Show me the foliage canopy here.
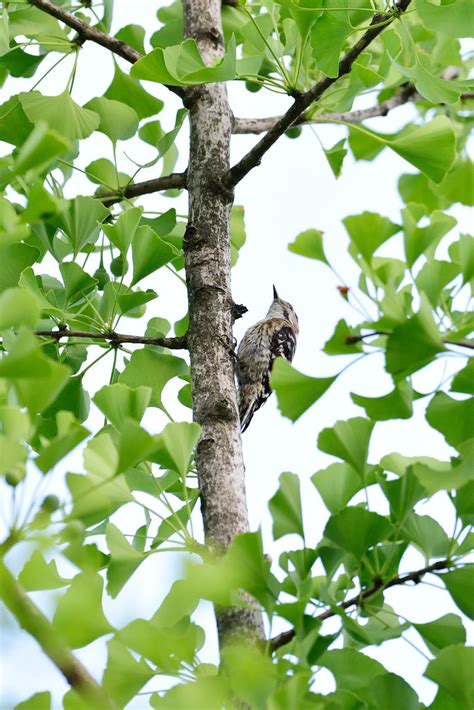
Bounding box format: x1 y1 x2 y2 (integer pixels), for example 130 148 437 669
0 0 473 708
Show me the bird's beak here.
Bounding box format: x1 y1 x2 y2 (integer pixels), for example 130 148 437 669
272 285 279 300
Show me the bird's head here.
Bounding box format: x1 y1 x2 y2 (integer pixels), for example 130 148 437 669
266 285 299 332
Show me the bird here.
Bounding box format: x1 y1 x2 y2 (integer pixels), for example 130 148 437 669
236 286 299 432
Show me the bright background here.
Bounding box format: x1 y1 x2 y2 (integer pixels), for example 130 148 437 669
1 2 472 708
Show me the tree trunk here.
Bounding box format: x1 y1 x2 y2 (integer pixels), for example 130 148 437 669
182 0 264 645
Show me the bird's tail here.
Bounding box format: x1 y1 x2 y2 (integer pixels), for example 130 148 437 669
238 384 261 432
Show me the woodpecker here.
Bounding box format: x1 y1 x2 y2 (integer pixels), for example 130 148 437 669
237 286 299 432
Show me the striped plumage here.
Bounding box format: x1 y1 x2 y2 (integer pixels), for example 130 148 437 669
237 286 299 432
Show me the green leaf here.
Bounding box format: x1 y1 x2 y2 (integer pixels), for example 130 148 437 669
8 7 68 44
119 616 203 671
53 571 113 648
105 60 164 119
415 260 459 307
84 97 138 143
380 468 426 523
85 158 130 190
454 481 474 526
0 287 40 329
43 374 90 423
150 676 227 709
19 91 100 140
370 673 419 710
102 638 153 707
93 383 151 430
115 24 146 55
14 693 51 710
425 645 474 709
12 124 70 178
416 0 474 38
325 508 392 559
318 417 374 477
0 44 45 78
118 349 188 412
0 95 34 147
323 319 363 355
386 296 446 380
448 234 474 285
398 172 440 213
230 205 246 265
0 332 70 414
102 206 142 257
131 36 237 86
269 472 304 540
351 380 415 421
393 52 473 104
116 419 157 473
222 645 277 708
318 647 385 691
59 196 109 256
68 433 133 525
343 212 401 262
150 421 201 477
0 9 8 57
438 567 474 619
35 411 88 474
131 225 179 285
271 358 336 422
414 614 466 654
60 261 98 304
140 109 187 163
106 523 146 598
400 513 450 558
0 243 38 292
152 499 197 548
349 118 456 183
426 392 474 450
0 197 30 246
402 206 457 268
311 463 362 514
288 228 328 263
323 138 347 178
311 8 351 78
440 161 474 207
412 457 474 495
18 549 70 591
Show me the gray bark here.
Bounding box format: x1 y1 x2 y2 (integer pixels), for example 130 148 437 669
182 0 264 644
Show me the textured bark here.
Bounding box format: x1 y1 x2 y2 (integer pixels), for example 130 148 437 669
98 172 187 207
183 0 264 645
233 84 418 134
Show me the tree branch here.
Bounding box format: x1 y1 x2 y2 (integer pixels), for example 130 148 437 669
35 329 188 349
232 85 474 135
97 172 187 207
29 0 184 98
270 558 455 652
0 560 117 709
345 332 474 350
233 84 418 135
225 0 412 187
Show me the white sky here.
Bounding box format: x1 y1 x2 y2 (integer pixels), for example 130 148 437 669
1 2 472 708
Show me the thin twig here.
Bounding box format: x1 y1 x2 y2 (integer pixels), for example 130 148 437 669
225 0 412 187
97 172 187 206
345 332 474 350
29 0 184 98
270 558 455 652
233 84 418 134
0 560 117 709
34 328 188 350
